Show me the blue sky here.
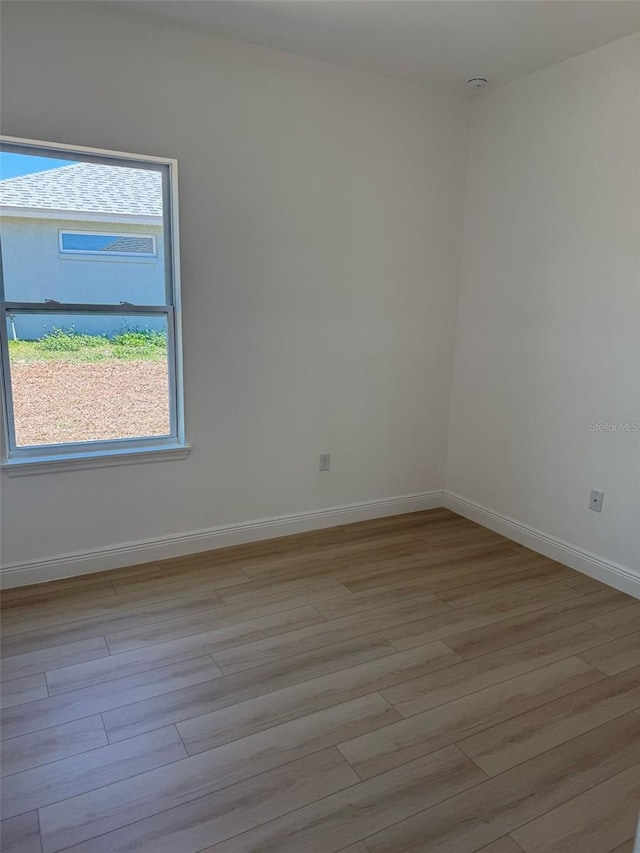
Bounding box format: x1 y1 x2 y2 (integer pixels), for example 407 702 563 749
0 153 73 180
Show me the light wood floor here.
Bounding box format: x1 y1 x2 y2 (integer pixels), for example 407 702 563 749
1 509 639 853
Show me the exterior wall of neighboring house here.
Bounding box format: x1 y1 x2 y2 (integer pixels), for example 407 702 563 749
1 216 165 338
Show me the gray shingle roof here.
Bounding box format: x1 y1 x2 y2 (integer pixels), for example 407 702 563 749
101 235 156 254
0 163 163 217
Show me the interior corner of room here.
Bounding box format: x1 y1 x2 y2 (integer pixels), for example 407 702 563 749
0 1 638 597
1 4 640 853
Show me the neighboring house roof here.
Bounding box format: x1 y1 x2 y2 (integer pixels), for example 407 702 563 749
0 163 162 218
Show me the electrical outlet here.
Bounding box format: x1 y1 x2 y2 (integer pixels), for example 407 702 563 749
589 489 604 512
319 453 330 472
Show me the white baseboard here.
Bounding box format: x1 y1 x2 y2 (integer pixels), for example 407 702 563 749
0 490 444 588
443 491 640 599
4 487 637 598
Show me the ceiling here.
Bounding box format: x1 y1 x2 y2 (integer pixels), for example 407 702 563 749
120 1 640 92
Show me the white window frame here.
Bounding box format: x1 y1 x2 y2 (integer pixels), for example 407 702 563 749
59 230 158 259
0 136 189 475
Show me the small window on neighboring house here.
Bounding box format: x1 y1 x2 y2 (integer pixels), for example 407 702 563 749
60 231 157 257
0 136 187 472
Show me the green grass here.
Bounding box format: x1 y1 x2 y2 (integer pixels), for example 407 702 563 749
8 328 168 363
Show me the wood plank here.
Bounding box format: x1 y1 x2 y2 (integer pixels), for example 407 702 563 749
169 642 459 752
414 523 509 544
0 636 109 682
233 536 420 586
560 574 616 595
1 725 186 820
315 510 455 544
218 575 350 605
314 578 455 620
212 595 450 674
478 835 522 853
3 565 324 640
157 531 323 571
0 714 107 777
436 568 570 609
412 519 506 539
0 674 48 708
99 633 397 743
511 761 640 853
111 564 251 596
458 665 640 776
381 622 612 717
104 602 325 654
180 689 399 757
579 631 640 675
200 745 486 853
40 694 398 847
215 578 353 608
363 713 640 853
40 748 359 853
338 657 604 779
339 563 566 619
353 531 513 562
442 589 632 659
590 603 640 637
46 628 391 700
259 537 512 591
0 591 227 652
1 559 188 602
0 811 41 853
46 605 325 694
341 545 527 594
0 569 121 604
1 582 226 637
241 534 420 579
608 840 637 853
2 726 187 817
381 582 586 651
46 633 230 695
243 548 424 588
0 654 221 740
344 542 557 584
0 587 226 647
1 580 117 612
477 840 525 853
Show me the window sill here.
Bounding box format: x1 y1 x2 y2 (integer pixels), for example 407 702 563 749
2 443 191 477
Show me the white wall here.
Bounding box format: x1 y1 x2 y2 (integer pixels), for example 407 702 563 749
446 34 640 575
3 5 637 586
0 2 468 569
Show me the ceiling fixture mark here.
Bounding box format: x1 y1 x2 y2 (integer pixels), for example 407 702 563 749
467 77 489 90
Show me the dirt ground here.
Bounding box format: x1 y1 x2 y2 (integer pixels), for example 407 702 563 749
11 360 171 446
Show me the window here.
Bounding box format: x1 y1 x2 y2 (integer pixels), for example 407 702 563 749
60 231 157 257
0 136 186 472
